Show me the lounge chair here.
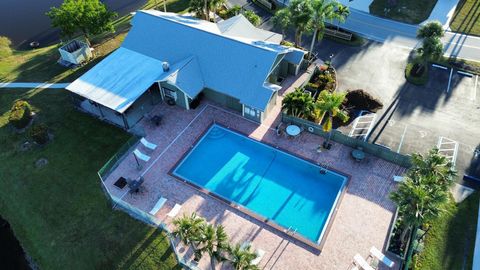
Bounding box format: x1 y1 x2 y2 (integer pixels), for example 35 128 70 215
252 249 266 265
140 137 157 151
368 247 394 268
353 254 375 270
393 175 404 182
167 203 182 218
149 197 167 215
133 149 150 169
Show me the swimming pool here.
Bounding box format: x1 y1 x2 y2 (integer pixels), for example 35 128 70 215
173 124 348 246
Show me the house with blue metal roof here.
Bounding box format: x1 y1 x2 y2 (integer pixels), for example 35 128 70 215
66 11 307 129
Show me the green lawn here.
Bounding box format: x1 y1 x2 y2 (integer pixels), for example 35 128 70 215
0 0 194 268
369 0 438 24
450 0 480 36
414 192 479 270
0 0 189 83
0 88 181 269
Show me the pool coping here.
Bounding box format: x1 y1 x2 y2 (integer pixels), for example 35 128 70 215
167 121 351 252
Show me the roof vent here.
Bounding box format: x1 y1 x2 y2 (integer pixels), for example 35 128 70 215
162 62 170 72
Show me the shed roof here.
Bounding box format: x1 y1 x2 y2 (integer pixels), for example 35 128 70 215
66 47 166 113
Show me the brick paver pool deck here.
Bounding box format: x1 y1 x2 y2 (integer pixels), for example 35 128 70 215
103 74 405 269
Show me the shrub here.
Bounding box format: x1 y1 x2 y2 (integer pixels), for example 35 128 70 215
8 100 32 129
0 36 12 59
29 124 49 145
243 10 261 26
226 5 241 17
280 40 295 47
405 59 429 86
344 89 383 112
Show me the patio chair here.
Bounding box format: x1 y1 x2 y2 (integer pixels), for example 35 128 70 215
128 177 144 194
368 247 395 268
140 137 157 151
149 197 167 215
167 203 182 218
393 176 405 183
353 254 375 270
145 113 162 126
133 149 150 169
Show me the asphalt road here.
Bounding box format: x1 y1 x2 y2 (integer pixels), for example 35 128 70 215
341 9 480 62
229 0 480 62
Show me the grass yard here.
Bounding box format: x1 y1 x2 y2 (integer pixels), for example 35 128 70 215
414 192 479 270
450 0 480 36
0 88 181 269
369 0 438 24
0 0 189 83
0 0 194 268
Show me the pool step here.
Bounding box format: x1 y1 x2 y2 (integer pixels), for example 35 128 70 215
208 127 226 139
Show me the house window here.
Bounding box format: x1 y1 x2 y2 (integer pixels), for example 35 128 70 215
162 87 177 101
244 106 259 118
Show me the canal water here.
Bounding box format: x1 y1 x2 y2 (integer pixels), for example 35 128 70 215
0 0 147 48
0 215 31 270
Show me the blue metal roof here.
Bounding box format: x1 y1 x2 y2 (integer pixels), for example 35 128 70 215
122 11 293 110
66 47 166 113
68 11 306 112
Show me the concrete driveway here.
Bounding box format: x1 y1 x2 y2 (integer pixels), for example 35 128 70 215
316 38 480 185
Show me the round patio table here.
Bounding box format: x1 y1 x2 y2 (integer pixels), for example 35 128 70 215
351 149 365 161
286 125 301 136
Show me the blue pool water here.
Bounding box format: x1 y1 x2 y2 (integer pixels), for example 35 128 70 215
173 125 347 244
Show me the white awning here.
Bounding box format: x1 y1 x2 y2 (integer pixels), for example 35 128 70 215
66 47 166 113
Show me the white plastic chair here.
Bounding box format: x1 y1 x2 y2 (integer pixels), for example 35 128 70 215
354 254 375 270
133 149 150 169
369 246 395 268
140 137 157 150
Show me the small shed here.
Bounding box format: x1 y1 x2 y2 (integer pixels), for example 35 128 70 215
58 40 92 65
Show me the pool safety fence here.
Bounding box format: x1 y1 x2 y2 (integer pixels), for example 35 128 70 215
98 135 141 181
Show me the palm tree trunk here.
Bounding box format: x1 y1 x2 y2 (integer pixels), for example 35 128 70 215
309 27 318 57
295 29 302 47
204 0 209 21
403 225 418 270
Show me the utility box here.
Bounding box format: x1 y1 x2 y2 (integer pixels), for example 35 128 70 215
58 40 92 66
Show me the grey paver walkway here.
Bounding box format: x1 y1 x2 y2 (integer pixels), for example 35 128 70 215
0 82 69 89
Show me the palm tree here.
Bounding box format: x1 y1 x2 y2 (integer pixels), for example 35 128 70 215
288 0 313 47
389 148 455 270
417 21 444 40
308 0 339 56
189 0 206 19
172 213 205 259
314 90 348 148
417 37 444 68
208 0 226 21
282 88 315 118
228 243 259 270
408 148 456 190
334 4 350 31
196 224 230 270
272 8 291 39
416 21 445 70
